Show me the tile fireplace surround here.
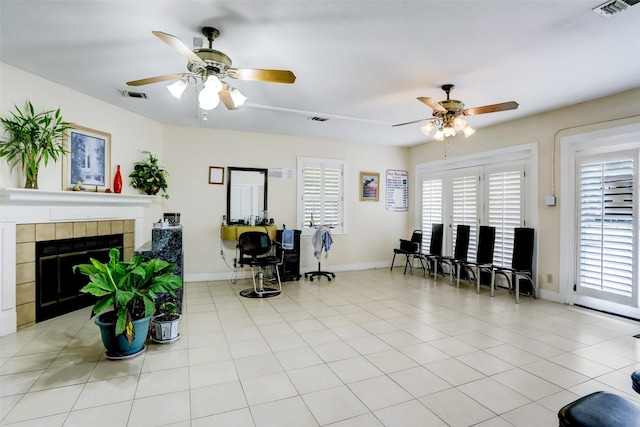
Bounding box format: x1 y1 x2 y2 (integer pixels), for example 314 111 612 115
0 188 152 336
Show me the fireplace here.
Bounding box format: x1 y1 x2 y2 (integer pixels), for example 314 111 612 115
36 234 123 322
0 188 152 336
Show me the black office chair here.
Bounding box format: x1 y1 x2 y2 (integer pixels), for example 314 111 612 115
420 223 444 280
457 225 496 293
492 227 535 303
237 231 282 298
390 229 425 274
437 225 471 287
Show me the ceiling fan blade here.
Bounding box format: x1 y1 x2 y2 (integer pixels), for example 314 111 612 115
417 97 447 114
126 74 183 86
392 118 430 127
227 68 296 84
463 101 519 116
152 31 205 65
218 85 235 110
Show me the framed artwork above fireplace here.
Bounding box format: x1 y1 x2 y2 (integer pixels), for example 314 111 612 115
62 124 111 191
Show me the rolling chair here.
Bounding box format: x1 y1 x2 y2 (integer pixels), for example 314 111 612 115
390 229 425 274
492 227 535 303
237 231 282 298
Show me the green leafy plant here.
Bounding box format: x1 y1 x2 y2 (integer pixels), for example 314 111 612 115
128 150 169 199
155 301 180 321
0 100 70 189
74 248 182 344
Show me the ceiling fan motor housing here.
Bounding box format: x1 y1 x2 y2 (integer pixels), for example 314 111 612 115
188 49 232 76
436 99 465 116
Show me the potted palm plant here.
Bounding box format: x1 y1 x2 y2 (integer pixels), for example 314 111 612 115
129 150 169 199
74 248 182 359
0 100 70 189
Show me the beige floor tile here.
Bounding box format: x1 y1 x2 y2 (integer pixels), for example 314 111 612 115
63 401 132 427
2 384 84 424
419 387 495 427
189 381 247 419
250 396 318 427
348 375 413 411
129 390 190 426
374 399 448 427
302 385 369 426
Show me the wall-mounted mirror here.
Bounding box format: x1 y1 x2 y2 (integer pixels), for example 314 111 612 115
227 167 268 224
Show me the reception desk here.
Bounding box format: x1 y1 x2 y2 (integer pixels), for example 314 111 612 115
221 224 277 241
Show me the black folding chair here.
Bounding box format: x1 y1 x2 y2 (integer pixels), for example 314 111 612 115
420 223 444 280
390 229 425 274
492 227 535 303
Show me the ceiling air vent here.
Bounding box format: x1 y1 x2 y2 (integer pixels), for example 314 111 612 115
592 0 639 16
308 116 328 122
119 90 148 99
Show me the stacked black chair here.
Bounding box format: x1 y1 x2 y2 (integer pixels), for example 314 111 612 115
237 231 282 298
492 227 535 303
390 229 425 275
456 225 496 293
436 224 471 286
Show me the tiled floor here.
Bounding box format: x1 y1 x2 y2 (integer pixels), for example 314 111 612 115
3 268 640 426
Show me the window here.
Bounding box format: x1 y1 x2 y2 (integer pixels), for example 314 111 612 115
421 177 443 250
297 157 346 235
451 169 480 260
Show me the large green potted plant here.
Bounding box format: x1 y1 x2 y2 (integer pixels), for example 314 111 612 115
0 101 70 189
129 150 169 199
74 248 182 359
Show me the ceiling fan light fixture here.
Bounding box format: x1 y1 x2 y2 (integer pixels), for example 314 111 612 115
198 75 223 110
463 125 476 137
421 122 435 135
444 125 456 137
433 128 445 141
230 87 247 108
167 79 187 99
453 116 466 131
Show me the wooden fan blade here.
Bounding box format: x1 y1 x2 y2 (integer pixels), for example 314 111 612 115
392 118 430 127
126 74 183 86
417 97 447 114
152 31 205 65
463 101 519 116
218 85 235 110
227 68 296 84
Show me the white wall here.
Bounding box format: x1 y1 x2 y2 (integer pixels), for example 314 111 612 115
161 125 410 280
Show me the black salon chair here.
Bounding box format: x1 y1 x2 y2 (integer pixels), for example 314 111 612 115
390 229 425 274
237 231 282 298
492 227 535 303
457 225 496 293
437 224 471 287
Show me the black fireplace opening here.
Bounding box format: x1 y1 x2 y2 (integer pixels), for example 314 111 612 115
36 234 123 322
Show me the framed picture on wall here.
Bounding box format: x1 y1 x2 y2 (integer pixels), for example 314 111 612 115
62 125 111 191
360 171 380 201
209 166 224 184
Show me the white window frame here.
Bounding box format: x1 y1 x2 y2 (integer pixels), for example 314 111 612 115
297 157 347 236
560 121 640 317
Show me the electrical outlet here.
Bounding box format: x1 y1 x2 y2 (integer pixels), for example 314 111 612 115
546 274 553 284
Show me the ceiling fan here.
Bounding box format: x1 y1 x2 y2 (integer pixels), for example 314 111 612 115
393 84 518 140
126 27 296 110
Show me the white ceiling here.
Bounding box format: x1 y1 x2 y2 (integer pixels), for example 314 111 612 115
1 1 639 148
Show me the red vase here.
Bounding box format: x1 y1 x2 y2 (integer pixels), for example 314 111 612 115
114 165 122 194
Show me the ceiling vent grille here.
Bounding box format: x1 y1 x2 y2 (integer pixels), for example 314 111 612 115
119 90 148 99
592 0 639 16
308 116 328 122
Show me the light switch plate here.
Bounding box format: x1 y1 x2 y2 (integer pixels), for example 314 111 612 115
544 195 556 206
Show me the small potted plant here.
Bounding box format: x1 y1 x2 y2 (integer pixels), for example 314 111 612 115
0 100 70 189
74 248 182 359
150 301 182 343
128 150 169 199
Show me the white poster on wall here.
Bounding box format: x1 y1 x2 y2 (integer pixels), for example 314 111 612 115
385 169 408 212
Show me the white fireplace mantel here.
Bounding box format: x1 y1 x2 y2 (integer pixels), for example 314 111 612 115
0 188 154 336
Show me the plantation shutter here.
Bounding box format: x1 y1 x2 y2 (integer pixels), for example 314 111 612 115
421 178 443 252
488 168 523 267
300 159 345 234
579 157 634 299
451 172 479 261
